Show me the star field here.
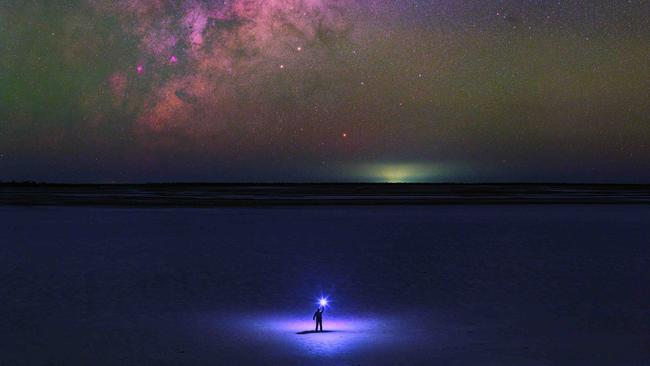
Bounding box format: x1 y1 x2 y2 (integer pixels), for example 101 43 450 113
0 1 648 182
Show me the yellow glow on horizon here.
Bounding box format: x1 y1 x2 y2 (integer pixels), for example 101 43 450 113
357 163 448 183
380 165 420 183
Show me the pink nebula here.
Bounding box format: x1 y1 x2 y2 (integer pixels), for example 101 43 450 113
94 0 363 141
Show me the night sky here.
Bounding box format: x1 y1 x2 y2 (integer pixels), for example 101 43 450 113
1 1 648 182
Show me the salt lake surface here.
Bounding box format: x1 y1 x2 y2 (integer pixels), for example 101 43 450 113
1 205 648 365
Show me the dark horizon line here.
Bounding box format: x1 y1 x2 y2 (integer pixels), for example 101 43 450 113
2 181 650 187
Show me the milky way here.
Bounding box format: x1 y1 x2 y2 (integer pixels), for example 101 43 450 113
1 1 649 181
94 0 363 133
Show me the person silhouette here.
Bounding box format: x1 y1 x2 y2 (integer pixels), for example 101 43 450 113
313 306 324 332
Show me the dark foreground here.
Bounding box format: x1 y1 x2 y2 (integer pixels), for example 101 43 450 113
2 183 650 206
1 205 649 365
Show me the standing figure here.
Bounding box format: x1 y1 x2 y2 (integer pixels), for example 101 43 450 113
313 306 324 332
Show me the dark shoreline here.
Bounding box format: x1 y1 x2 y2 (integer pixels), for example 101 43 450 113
1 183 649 206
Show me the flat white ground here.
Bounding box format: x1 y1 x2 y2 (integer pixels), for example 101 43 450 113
1 205 649 365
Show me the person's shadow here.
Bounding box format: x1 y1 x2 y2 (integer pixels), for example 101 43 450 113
296 330 336 335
